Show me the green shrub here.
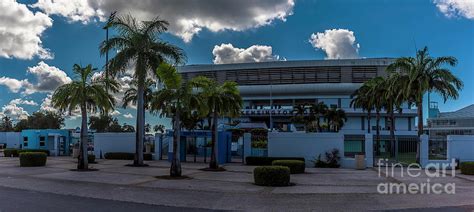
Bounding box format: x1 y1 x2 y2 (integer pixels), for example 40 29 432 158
313 149 341 168
253 166 290 186
246 156 305 165
460 162 474 175
104 152 153 161
4 148 19 157
19 152 47 167
251 140 268 148
272 160 305 174
88 154 96 163
18 149 50 156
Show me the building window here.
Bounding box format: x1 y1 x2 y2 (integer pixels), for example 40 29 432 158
23 137 28 147
39 136 46 147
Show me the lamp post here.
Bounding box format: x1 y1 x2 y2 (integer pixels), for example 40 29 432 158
103 11 117 82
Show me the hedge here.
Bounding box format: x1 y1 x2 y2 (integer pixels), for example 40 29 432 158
19 152 47 167
253 166 290 186
4 149 19 157
460 162 474 175
246 156 305 165
272 160 305 174
104 152 153 161
19 149 50 156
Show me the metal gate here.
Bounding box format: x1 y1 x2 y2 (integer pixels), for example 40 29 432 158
374 136 419 166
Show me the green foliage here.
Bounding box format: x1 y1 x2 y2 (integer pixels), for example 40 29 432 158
19 152 47 167
0 117 14 132
313 149 341 168
4 148 19 157
18 149 50 156
272 160 305 174
253 166 291 186
460 162 474 175
9 111 64 132
251 140 268 148
246 156 305 166
104 152 152 160
121 124 135 132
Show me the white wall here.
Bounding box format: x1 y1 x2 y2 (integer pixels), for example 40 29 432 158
0 132 21 149
395 117 409 131
344 117 361 130
448 135 474 162
268 132 344 167
94 133 136 157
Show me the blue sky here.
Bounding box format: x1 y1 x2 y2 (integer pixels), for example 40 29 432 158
0 0 473 129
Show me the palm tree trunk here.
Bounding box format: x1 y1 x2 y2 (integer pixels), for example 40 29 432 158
367 110 371 134
134 82 145 166
78 105 88 170
170 111 182 177
416 100 423 163
389 109 396 158
316 116 321 132
209 111 219 169
376 110 381 156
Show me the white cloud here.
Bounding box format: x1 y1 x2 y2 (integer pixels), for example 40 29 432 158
123 113 133 119
0 77 31 93
39 94 57 112
434 0 474 19
31 0 104 24
110 110 121 116
212 43 283 64
0 62 72 95
9 98 38 106
32 0 295 42
25 61 72 94
0 0 53 60
309 29 360 59
0 102 29 120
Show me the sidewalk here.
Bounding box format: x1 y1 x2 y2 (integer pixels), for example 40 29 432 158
0 157 473 211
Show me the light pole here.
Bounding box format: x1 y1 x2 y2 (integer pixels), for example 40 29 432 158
103 11 117 82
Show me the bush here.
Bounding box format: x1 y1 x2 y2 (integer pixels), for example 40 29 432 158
19 152 47 167
254 166 290 186
104 152 153 161
88 154 96 163
272 160 305 174
246 156 305 165
4 148 19 157
460 162 474 175
18 149 50 156
251 140 268 148
313 149 341 168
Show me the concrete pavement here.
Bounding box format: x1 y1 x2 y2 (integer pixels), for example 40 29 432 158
0 157 473 211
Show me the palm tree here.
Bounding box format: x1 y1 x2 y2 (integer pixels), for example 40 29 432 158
384 73 406 157
52 64 116 170
308 102 328 132
325 106 347 132
194 77 242 169
351 83 375 134
387 47 462 136
150 63 202 177
100 14 186 166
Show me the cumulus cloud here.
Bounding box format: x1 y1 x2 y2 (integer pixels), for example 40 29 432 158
25 61 72 94
123 113 133 119
0 0 53 60
0 102 29 120
110 110 121 116
39 94 57 112
9 98 38 106
212 43 283 64
31 0 104 24
0 62 71 95
309 29 360 59
434 0 474 19
32 0 295 42
0 77 31 93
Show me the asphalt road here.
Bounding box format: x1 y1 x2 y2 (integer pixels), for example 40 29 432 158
0 186 217 212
